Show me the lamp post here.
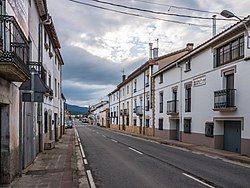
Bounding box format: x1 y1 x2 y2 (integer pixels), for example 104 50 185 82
221 10 250 49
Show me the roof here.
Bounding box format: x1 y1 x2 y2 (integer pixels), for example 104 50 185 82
153 15 250 77
35 0 48 17
44 15 61 49
55 49 64 65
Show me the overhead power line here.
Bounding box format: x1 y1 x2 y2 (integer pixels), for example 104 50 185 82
132 0 221 15
87 0 237 21
68 0 212 28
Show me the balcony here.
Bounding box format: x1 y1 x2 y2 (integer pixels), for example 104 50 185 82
120 109 124 116
28 61 46 84
213 89 236 111
135 106 143 116
0 15 29 82
124 109 129 116
167 100 179 115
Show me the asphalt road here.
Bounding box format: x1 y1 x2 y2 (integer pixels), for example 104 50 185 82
75 121 250 188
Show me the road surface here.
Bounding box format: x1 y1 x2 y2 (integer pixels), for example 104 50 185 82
75 121 250 188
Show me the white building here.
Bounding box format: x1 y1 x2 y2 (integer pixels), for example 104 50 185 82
0 0 64 184
90 101 109 127
153 16 250 156
108 44 192 136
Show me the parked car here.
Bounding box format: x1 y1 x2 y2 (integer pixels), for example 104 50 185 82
65 120 73 129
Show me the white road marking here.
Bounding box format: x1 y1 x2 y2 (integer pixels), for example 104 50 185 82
86 170 96 188
182 173 214 188
102 135 106 138
79 142 86 158
96 132 100 134
128 147 143 155
111 139 118 143
84 159 88 165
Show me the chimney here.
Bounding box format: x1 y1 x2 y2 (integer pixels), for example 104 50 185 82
186 43 194 51
212 15 217 36
149 43 153 59
153 48 158 59
122 74 126 82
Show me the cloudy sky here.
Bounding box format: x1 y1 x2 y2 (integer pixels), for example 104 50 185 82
47 0 249 107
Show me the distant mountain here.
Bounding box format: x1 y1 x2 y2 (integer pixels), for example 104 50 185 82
65 103 88 115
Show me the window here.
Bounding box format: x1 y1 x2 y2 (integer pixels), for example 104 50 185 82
159 92 163 113
123 88 125 96
184 118 191 133
55 78 57 97
145 74 149 87
134 99 137 108
48 75 51 89
127 85 129 94
145 96 150 111
215 36 244 67
58 83 60 98
134 79 137 92
185 60 191 72
159 74 163 84
185 86 191 112
146 119 150 128
158 119 163 130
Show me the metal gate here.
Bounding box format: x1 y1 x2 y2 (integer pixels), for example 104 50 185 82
224 121 241 153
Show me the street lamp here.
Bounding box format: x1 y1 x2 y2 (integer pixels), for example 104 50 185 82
221 10 250 49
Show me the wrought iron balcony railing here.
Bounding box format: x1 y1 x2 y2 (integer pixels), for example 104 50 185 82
214 89 236 111
167 100 179 115
135 106 143 116
0 15 29 82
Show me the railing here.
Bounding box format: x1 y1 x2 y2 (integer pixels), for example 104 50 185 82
28 61 46 84
214 89 236 109
136 106 143 116
124 109 129 116
0 15 29 74
167 100 179 115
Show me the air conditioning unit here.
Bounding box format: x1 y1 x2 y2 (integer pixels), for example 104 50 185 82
205 122 214 137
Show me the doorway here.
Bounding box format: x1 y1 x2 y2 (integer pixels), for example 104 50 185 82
224 121 241 153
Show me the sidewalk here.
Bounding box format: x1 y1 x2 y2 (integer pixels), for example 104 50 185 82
8 129 82 188
107 127 250 165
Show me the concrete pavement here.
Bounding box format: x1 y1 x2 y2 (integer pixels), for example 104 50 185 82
6 129 89 188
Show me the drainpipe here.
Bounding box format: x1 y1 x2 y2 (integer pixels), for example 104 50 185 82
143 70 146 135
176 63 183 141
19 91 23 177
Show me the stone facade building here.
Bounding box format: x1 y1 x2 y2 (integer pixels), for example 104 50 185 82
0 0 65 184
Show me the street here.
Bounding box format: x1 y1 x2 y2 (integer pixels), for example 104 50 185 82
75 122 250 188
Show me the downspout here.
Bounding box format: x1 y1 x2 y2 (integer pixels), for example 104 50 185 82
19 91 23 176
176 63 183 141
118 91 120 130
143 70 146 135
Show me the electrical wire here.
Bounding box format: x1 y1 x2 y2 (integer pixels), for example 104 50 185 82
86 0 237 21
68 0 212 28
132 0 221 15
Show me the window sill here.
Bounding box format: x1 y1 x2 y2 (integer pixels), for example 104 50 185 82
184 69 191 73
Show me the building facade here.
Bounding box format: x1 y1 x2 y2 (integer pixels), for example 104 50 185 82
108 44 192 136
0 0 65 184
153 17 250 156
